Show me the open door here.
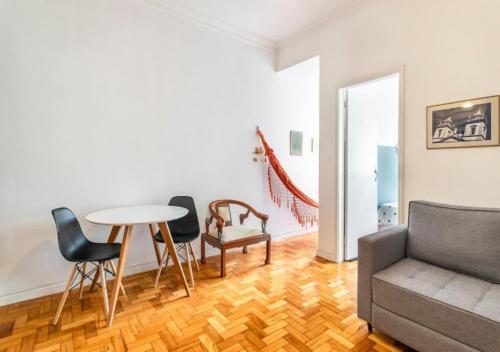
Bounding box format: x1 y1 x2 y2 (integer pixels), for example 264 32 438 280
343 74 400 261
344 86 379 260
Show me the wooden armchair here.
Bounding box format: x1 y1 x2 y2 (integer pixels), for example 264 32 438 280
201 199 271 277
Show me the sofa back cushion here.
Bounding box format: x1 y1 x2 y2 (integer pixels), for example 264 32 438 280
408 201 500 283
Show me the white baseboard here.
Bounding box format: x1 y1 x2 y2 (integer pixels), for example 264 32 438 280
0 228 314 306
316 249 340 263
273 227 317 241
0 260 161 307
0 282 66 307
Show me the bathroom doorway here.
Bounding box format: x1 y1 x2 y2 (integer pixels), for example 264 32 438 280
339 73 402 261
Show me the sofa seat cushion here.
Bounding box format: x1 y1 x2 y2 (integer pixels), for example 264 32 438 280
208 225 262 243
373 258 500 352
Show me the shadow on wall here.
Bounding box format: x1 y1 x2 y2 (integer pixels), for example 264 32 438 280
2 221 65 297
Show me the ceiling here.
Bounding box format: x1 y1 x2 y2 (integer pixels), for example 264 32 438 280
146 0 365 49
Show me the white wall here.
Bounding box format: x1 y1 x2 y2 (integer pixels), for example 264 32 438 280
270 57 320 202
0 0 319 303
277 0 500 262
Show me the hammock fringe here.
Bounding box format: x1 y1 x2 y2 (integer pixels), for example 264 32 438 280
257 128 319 227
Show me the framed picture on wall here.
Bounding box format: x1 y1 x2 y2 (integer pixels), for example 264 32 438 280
427 95 500 149
290 130 303 156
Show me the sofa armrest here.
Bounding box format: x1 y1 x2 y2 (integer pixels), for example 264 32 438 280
357 225 407 323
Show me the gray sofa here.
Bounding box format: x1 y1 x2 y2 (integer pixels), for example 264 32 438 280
358 201 500 352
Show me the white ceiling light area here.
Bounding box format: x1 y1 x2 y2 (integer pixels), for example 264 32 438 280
145 0 366 49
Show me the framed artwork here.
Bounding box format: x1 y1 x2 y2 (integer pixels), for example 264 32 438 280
290 130 303 156
427 95 500 149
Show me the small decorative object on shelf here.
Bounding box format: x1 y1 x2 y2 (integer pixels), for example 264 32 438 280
252 146 266 162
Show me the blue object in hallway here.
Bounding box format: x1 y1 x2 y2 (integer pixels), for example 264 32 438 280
377 145 398 205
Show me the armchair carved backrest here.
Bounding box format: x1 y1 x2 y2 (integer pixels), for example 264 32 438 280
205 200 269 241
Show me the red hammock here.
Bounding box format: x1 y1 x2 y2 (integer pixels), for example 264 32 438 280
257 128 319 227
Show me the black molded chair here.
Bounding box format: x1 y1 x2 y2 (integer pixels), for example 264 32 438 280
153 196 200 287
51 207 124 324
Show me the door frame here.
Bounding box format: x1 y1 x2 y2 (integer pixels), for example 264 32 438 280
336 68 405 262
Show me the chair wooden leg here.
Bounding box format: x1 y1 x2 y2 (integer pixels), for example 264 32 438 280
99 263 109 316
148 224 162 266
158 222 190 297
220 248 226 278
108 261 126 295
53 264 78 325
107 225 133 327
242 246 248 254
265 240 271 265
90 226 121 292
201 236 206 264
185 243 194 287
188 242 200 271
154 246 169 288
78 262 87 299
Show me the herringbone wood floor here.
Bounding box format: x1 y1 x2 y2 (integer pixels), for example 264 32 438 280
0 234 413 352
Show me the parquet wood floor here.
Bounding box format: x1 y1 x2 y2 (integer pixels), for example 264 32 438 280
0 233 413 352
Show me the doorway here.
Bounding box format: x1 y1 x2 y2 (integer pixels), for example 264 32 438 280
339 73 402 261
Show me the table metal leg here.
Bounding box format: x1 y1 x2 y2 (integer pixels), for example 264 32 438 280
158 222 191 297
107 225 132 327
89 225 122 292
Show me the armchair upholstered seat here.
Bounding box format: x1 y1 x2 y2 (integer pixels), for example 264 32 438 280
208 225 262 243
201 199 271 277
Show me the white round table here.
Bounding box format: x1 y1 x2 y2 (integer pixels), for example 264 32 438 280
86 205 188 226
86 205 190 326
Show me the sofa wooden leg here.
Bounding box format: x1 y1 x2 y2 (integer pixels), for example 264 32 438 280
242 246 248 254
367 323 373 332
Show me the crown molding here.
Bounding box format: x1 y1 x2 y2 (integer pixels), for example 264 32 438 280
144 0 372 54
277 0 371 48
144 0 276 52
